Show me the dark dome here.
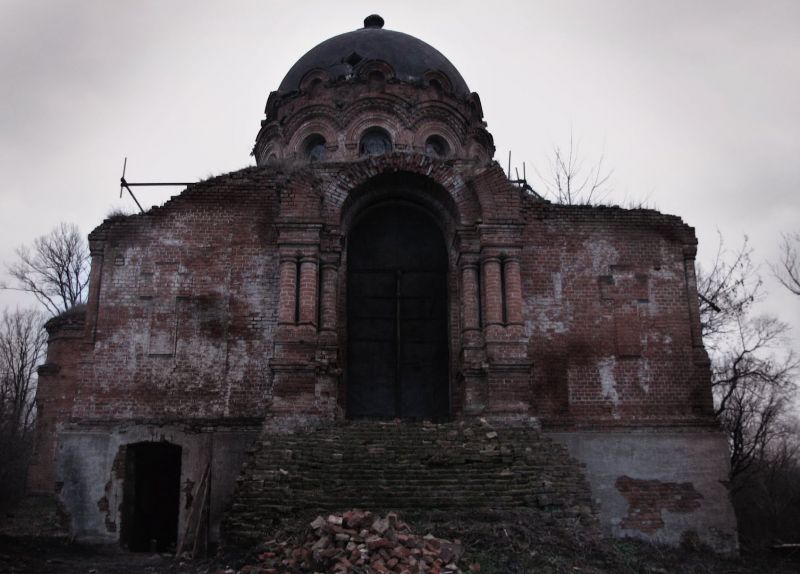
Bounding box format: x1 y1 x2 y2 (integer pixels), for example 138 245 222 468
278 15 470 97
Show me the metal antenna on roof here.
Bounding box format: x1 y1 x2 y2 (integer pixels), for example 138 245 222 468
506 154 544 200
119 157 194 214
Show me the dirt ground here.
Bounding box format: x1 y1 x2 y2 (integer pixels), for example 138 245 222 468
1 529 799 574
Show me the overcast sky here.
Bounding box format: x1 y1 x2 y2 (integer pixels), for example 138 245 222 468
1 1 798 365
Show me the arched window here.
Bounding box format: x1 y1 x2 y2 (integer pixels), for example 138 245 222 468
359 128 392 156
307 78 323 98
303 134 327 162
429 79 443 97
368 70 385 91
425 135 450 158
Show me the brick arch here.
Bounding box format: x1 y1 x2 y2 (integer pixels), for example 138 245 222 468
254 123 285 165
410 101 470 140
343 112 407 152
323 154 483 226
355 59 396 82
282 106 343 144
341 95 415 133
286 118 340 160
411 121 465 157
298 68 330 92
340 93 415 125
423 70 454 95
339 173 460 241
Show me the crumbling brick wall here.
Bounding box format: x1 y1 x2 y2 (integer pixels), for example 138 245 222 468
521 199 713 427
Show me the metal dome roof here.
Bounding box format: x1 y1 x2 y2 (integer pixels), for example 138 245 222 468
278 15 470 97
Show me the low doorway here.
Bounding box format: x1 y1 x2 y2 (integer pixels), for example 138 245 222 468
120 442 182 552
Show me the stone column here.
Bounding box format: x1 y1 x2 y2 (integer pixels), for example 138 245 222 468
298 256 319 326
683 246 705 352
503 256 523 326
683 244 714 417
85 241 105 341
461 262 481 332
319 261 339 333
482 256 503 327
278 255 298 324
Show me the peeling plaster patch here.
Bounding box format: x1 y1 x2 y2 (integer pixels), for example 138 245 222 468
533 307 570 335
553 272 563 301
638 359 651 394
524 292 571 337
160 238 185 247
598 357 620 418
615 475 703 535
97 479 117 533
585 239 619 275
183 477 195 510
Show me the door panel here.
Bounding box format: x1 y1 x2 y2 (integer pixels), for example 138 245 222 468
347 203 449 419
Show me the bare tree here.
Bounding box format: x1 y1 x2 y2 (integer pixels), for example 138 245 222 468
697 235 798 486
534 130 613 205
731 418 800 547
1 222 90 316
712 315 797 484
0 308 46 508
697 233 761 352
772 231 800 296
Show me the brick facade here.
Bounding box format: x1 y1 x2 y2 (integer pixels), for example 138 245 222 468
28 15 737 553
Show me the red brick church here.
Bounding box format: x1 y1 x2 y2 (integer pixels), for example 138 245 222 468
28 15 737 553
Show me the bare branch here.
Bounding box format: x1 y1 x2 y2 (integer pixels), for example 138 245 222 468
697 233 762 351
1 223 90 316
772 231 800 296
698 233 799 485
534 129 614 205
0 308 46 438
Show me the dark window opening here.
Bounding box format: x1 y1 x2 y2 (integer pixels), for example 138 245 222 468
368 70 385 90
307 78 323 97
345 52 363 67
303 134 326 162
120 442 182 553
360 128 392 156
425 135 450 158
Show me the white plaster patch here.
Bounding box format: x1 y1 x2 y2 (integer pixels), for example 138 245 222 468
598 356 621 419
160 238 184 247
638 358 651 394
553 272 563 301
523 290 571 337
585 239 619 275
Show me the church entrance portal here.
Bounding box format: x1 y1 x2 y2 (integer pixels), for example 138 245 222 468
346 202 449 419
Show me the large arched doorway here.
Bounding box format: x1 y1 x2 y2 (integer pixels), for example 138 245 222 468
346 201 449 419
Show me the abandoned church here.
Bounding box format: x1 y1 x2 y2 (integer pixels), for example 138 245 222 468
27 15 738 554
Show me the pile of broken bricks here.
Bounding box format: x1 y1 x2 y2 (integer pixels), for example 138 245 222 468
240 510 477 574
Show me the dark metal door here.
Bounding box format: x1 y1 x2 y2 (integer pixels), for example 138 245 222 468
347 202 449 419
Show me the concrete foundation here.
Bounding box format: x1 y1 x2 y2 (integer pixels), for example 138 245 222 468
55 424 258 546
550 429 738 554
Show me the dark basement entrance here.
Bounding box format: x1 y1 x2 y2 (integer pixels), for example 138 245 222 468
120 442 182 552
346 201 449 419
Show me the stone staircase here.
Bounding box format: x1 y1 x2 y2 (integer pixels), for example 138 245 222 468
222 420 596 544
